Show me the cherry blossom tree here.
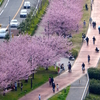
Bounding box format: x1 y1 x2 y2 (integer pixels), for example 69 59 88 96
0 35 72 88
42 0 83 36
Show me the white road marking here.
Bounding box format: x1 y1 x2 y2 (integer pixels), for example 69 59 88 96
0 0 9 15
0 9 4 15
4 0 9 8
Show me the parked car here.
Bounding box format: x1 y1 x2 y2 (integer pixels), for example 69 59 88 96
20 9 27 17
0 28 8 38
10 19 19 27
24 1 31 9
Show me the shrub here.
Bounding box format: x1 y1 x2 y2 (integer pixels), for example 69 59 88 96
71 49 78 59
88 68 100 80
4 34 10 41
89 79 100 95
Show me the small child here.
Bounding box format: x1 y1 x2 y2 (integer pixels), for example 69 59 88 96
56 84 59 91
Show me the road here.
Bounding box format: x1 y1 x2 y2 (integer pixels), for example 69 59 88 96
0 0 38 28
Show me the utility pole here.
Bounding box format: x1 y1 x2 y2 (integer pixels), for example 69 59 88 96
9 16 11 39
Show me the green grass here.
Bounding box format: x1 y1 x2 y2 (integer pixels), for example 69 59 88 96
85 94 100 100
48 86 70 100
71 0 91 52
0 67 58 100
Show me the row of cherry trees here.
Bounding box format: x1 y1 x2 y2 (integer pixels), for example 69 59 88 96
0 35 72 88
42 0 84 36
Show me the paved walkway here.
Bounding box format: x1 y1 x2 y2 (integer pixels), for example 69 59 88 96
19 0 100 100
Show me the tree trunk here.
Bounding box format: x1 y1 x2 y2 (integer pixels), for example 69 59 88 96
33 73 34 79
46 67 48 70
31 78 32 88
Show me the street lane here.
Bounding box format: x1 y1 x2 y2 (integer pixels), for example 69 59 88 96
0 0 38 28
0 0 23 27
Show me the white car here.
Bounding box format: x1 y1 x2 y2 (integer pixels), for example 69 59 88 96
0 28 8 38
20 9 27 17
24 1 31 9
10 19 19 27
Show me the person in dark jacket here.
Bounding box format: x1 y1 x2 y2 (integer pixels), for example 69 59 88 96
82 63 85 73
86 37 89 46
93 36 96 44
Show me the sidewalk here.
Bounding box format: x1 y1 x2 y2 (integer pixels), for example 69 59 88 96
19 0 100 100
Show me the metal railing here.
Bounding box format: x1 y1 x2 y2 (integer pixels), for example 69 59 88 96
33 0 41 16
81 72 89 100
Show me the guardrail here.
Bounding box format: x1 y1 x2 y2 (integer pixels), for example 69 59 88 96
33 0 41 16
81 71 89 100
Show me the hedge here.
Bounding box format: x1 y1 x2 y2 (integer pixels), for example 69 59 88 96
88 68 100 80
89 79 100 95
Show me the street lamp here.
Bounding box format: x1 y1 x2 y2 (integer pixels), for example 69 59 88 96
9 16 11 39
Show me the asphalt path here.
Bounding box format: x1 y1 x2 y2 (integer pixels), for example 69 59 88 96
0 0 38 28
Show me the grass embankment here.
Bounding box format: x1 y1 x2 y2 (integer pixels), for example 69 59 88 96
0 67 58 100
48 86 70 100
71 0 91 53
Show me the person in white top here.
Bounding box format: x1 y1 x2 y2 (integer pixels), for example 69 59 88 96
38 94 41 100
56 84 59 91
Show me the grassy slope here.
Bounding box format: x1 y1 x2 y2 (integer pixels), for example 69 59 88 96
0 67 58 100
71 0 91 52
48 86 70 100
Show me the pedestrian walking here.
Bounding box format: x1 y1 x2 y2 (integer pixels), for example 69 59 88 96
49 77 51 85
82 63 85 73
56 84 59 91
21 82 23 91
86 37 89 46
15 82 17 91
85 4 88 10
95 47 99 53
83 20 86 27
38 94 41 100
52 82 55 93
92 21 96 29
89 17 92 24
88 55 90 64
60 63 65 70
68 61 72 72
51 77 54 86
98 26 100 34
93 36 96 44
82 33 86 42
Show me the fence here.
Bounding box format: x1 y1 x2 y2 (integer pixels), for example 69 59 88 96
81 71 89 100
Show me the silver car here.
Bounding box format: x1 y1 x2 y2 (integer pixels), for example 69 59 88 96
20 9 27 17
24 1 31 9
0 28 8 38
10 19 19 27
